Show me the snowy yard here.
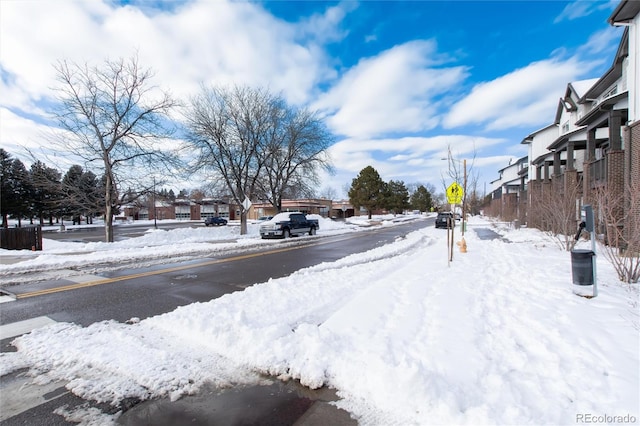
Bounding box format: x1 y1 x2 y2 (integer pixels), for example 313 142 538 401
1 215 638 425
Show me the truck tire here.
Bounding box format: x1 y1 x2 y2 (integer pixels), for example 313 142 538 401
309 226 316 235
283 228 291 238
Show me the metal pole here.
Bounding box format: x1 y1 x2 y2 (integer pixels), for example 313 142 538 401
462 159 467 236
591 229 598 297
153 177 157 229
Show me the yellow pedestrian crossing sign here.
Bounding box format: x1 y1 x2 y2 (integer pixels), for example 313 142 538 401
446 182 464 204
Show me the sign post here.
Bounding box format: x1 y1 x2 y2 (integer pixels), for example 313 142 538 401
446 182 466 255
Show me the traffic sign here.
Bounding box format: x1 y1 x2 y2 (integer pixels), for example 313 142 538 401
446 182 464 204
242 197 252 211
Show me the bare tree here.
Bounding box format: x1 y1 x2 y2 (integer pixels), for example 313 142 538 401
184 85 333 233
592 179 640 283
536 178 581 251
466 173 483 216
184 85 274 234
50 55 179 242
319 186 338 200
441 145 475 234
257 107 333 212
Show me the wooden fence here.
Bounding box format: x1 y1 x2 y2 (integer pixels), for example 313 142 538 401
0 225 43 250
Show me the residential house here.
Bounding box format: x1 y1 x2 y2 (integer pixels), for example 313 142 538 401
488 156 528 223
609 0 640 238
248 199 333 220
526 78 598 230
495 0 639 246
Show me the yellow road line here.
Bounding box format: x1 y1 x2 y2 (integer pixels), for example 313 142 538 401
16 237 346 299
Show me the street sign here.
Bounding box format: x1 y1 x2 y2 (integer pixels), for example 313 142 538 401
242 197 252 211
446 182 464 204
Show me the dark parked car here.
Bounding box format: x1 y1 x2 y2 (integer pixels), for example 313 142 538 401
204 216 228 226
435 212 453 229
259 212 319 239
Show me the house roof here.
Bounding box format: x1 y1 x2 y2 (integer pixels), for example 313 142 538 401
571 79 600 97
580 28 628 101
547 127 587 151
517 164 529 177
575 92 627 126
554 79 599 124
609 0 640 24
531 150 554 166
496 156 527 173
520 123 557 144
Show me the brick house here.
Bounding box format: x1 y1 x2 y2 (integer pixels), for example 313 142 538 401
498 0 639 243
248 199 333 219
488 156 528 223
610 0 640 243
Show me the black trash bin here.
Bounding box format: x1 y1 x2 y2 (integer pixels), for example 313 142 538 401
571 249 594 285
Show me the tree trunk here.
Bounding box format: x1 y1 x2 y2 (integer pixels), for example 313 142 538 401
240 210 247 235
104 171 115 242
105 204 114 242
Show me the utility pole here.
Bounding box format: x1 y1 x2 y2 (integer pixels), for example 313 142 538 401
462 158 467 236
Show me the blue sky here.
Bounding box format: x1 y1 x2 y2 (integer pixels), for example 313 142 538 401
0 0 624 198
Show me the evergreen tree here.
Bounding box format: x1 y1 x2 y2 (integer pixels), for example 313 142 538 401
0 151 31 227
384 180 410 215
348 166 385 219
0 149 15 227
79 170 100 224
62 165 103 224
29 160 62 225
410 185 433 212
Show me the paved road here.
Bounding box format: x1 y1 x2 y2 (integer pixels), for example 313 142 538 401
1 218 433 425
41 220 202 243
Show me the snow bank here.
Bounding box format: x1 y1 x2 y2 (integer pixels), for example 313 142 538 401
1 216 638 425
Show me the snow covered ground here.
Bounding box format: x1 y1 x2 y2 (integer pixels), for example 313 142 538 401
0 215 369 277
1 215 638 425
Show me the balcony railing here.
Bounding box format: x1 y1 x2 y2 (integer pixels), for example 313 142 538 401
589 158 607 187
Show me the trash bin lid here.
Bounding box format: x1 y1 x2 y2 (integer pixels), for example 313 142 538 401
571 249 594 257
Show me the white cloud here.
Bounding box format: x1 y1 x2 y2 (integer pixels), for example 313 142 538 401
319 134 506 196
554 1 595 23
442 57 597 131
0 108 53 152
0 0 340 116
579 27 623 56
296 1 356 44
315 40 469 138
0 0 620 199
553 0 616 23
